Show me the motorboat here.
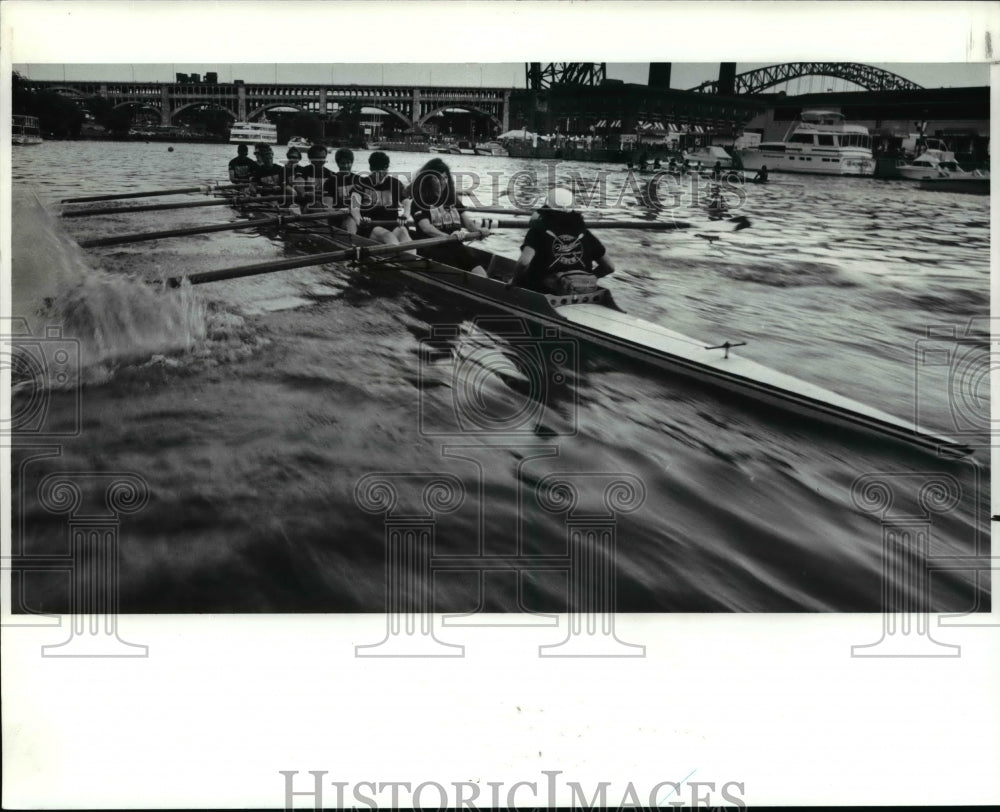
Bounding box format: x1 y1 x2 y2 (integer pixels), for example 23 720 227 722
230 121 279 145
286 136 312 150
474 141 509 157
735 110 875 176
12 114 43 146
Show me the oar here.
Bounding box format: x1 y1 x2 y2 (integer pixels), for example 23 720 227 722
365 217 692 232
60 195 287 218
165 231 486 287
59 184 237 204
78 210 348 248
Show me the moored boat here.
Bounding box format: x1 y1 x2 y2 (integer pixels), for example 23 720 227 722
230 120 279 145
735 110 875 176
286 136 312 150
918 175 990 195
12 114 43 146
474 141 509 157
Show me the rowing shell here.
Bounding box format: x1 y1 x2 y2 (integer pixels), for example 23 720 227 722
242 208 966 454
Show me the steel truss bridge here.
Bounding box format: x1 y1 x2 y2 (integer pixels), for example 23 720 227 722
25 79 512 131
690 62 923 94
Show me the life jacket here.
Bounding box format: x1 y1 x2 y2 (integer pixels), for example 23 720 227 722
425 204 463 231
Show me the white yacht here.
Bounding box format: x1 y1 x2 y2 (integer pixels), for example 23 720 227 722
12 114 43 146
230 120 279 145
736 110 875 176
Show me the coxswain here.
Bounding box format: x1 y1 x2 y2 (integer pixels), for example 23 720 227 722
508 186 614 294
753 164 769 183
408 158 490 276
326 148 360 233
228 144 258 186
298 143 334 211
350 151 410 246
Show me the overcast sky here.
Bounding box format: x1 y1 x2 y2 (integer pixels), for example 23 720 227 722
12 62 991 91
4 2 995 92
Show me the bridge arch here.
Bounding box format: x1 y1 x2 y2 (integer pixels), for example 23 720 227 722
247 103 309 120
331 103 413 131
691 62 923 95
171 102 237 123
417 104 502 132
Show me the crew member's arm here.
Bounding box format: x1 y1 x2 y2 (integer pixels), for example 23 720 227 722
350 188 364 224
510 246 536 286
459 209 489 239
594 255 615 278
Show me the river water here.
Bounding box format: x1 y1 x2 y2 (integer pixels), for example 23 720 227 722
7 140 991 613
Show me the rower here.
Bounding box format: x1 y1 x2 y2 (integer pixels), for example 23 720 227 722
282 146 304 200
248 144 286 202
296 143 334 211
327 148 360 233
228 144 258 186
351 151 410 246
409 157 490 276
508 186 614 294
753 164 769 183
711 160 723 180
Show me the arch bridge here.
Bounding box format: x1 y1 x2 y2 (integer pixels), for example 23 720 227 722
25 79 512 132
691 62 923 95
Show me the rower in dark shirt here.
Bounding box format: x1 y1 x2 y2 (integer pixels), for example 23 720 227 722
408 158 490 276
297 143 334 211
325 148 360 233
228 144 258 185
350 151 410 245
249 144 289 203
509 187 614 293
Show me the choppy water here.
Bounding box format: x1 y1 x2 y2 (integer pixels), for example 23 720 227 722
8 141 991 613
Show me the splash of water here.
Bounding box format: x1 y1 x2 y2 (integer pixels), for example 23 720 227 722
10 190 208 386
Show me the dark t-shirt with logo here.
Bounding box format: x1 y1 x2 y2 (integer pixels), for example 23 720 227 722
228 155 258 182
520 208 606 291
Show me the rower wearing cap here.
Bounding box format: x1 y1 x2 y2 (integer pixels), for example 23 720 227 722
509 186 614 294
298 143 334 210
228 144 258 185
350 151 410 246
